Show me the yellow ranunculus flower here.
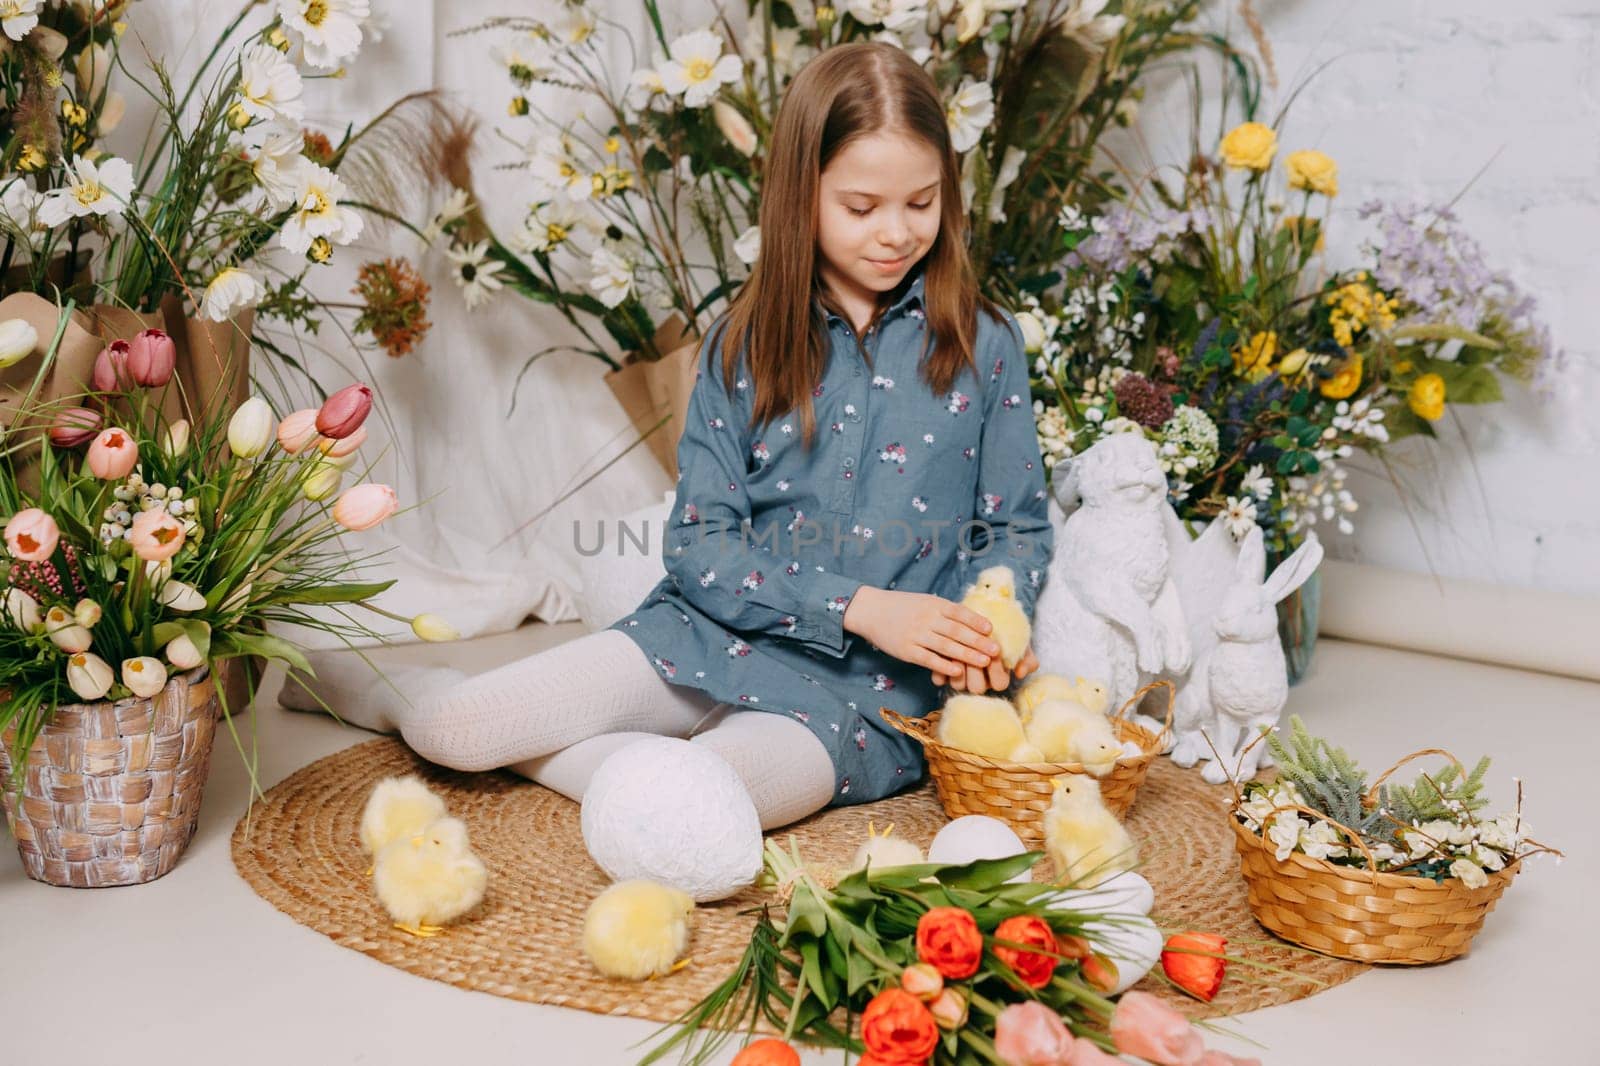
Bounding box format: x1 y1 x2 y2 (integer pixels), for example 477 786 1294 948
1286 149 1339 197
1408 373 1446 421
1220 121 1278 170
1320 354 1364 399
1233 331 1278 380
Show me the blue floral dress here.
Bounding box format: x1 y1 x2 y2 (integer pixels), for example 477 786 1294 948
608 265 1054 805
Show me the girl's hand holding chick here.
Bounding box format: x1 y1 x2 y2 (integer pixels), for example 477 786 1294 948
937 643 1038 696
843 587 1000 680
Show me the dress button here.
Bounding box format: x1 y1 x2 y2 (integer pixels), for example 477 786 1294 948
843 456 855 468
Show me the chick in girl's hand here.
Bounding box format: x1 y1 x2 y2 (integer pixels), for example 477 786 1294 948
360 775 448 873
583 879 695 980
959 565 1031 670
1043 775 1137 888
845 820 925 875
936 693 1028 761
1024 699 1121 774
373 815 488 937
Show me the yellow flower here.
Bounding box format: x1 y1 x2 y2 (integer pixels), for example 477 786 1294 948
307 236 333 264
16 143 46 172
1393 358 1414 375
1286 149 1339 197
1320 354 1364 399
1233 331 1278 380
1324 274 1399 347
508 95 530 116
1219 121 1278 170
1408 373 1446 421
1278 348 1311 377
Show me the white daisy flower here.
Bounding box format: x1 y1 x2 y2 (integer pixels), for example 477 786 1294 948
742 23 811 79
588 245 636 309
236 124 310 210
845 0 927 33
514 199 589 254
659 29 742 109
201 268 264 322
278 163 364 255
234 43 304 124
277 0 369 70
38 155 134 226
1220 495 1258 540
733 225 761 266
1239 463 1273 501
945 78 994 153
547 4 596 46
529 134 592 202
447 240 506 310
626 66 669 111
0 178 43 244
421 187 473 245
0 0 39 42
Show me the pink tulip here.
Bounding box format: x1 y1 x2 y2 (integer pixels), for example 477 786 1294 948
317 425 366 458
332 483 397 531
1110 991 1205 1066
993 1001 1075 1066
91 339 132 392
49 406 102 447
87 427 138 480
1068 1038 1124 1065
126 328 177 387
1199 1053 1262 1066
277 408 321 454
4 508 59 561
127 508 186 562
315 382 373 439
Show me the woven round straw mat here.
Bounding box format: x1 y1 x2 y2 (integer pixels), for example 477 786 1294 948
232 738 1364 1029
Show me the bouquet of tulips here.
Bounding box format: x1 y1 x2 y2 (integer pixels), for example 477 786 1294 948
641 839 1255 1066
0 302 449 789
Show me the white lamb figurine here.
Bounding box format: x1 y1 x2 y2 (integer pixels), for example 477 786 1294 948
1170 526 1324 784
1032 433 1193 726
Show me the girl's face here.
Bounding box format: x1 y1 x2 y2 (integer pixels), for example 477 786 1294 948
816 130 942 315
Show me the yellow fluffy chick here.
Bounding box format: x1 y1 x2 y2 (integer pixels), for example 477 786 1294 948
1008 738 1047 763
937 693 1028 761
372 816 488 937
1014 673 1082 719
360 774 449 865
1070 676 1111 716
1024 699 1099 761
960 565 1031 670
846 820 926 874
582 879 695 980
1043 775 1138 888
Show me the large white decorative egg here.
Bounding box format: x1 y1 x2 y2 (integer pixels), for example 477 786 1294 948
1081 914 1164 995
926 816 1033 883
580 737 763 902
1041 870 1155 917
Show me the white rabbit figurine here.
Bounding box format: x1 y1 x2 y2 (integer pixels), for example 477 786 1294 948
1170 526 1324 784
1032 433 1193 721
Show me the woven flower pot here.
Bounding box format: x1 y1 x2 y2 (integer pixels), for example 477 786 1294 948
602 315 700 481
0 666 221 888
1228 748 1549 965
880 680 1173 845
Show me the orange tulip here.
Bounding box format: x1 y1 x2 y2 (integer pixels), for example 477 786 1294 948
1161 931 1227 1003
728 1038 801 1066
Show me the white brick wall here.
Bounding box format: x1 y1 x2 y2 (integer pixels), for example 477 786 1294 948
1130 1 1600 594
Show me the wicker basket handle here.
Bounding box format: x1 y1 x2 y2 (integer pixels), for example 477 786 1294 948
1111 680 1174 747
879 707 935 748
1260 802 1380 873
1362 747 1468 808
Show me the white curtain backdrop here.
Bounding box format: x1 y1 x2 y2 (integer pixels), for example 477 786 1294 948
110 0 1597 656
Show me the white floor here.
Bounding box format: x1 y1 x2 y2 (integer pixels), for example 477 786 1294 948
2 625 1591 1065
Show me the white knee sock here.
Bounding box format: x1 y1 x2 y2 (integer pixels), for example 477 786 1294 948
278 652 467 736
688 709 836 830
400 628 718 772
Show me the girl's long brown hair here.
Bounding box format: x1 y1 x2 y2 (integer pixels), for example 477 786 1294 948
713 41 1002 448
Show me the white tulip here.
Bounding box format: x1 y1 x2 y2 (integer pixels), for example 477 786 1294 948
45 605 92 653
67 652 114 701
227 397 276 459
3 587 41 631
0 318 37 368
165 633 205 670
220 582 252 614
157 579 206 612
73 598 101 628
1015 310 1045 354
301 460 343 501
96 91 127 136
121 656 168 698
411 613 460 642
711 100 757 157
163 419 190 458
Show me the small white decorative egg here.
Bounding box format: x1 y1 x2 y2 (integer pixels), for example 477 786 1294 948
580 737 763 902
926 816 1033 883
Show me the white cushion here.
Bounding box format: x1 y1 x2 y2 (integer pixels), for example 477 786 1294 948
573 490 676 632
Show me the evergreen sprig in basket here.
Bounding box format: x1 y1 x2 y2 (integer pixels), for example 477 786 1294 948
1229 746 1558 965
881 680 1173 845
0 666 219 887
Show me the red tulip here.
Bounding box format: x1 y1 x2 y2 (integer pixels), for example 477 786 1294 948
1161 931 1228 1003
49 406 102 447
91 339 132 391
126 328 177 387
316 382 373 439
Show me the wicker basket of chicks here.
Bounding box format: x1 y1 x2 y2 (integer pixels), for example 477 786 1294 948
881 677 1172 846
